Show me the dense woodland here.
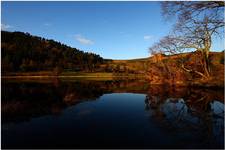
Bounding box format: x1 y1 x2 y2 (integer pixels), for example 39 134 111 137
2 31 104 73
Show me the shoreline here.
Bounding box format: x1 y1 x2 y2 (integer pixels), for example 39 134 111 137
2 74 223 89
1 72 146 79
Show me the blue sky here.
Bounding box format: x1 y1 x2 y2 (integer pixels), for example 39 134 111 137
1 1 224 59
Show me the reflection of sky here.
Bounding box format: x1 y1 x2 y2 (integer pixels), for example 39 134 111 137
161 99 225 126
211 101 224 145
211 101 224 117
161 98 199 127
158 98 224 146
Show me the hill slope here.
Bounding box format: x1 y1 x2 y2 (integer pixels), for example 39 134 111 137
1 31 103 73
147 51 224 87
1 31 150 75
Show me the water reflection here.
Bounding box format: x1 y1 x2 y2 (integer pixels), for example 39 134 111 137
145 85 224 148
1 78 224 148
2 79 148 123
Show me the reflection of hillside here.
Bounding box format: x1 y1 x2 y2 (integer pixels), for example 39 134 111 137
99 79 149 93
145 86 224 148
2 79 148 123
2 81 104 123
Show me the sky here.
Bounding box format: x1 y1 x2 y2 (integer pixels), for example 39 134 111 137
1 1 224 59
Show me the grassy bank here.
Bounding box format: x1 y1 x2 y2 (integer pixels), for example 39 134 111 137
2 71 146 80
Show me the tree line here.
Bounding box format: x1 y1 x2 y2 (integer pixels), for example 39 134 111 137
2 31 104 73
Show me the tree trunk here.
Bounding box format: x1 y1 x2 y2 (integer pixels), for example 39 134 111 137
201 49 210 78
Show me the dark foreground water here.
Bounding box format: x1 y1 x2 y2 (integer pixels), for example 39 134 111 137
1 78 224 149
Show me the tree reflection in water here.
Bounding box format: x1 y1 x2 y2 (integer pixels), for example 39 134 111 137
145 85 224 148
2 79 149 123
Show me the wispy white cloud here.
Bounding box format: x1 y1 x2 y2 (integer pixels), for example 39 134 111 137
75 34 94 45
43 23 52 27
1 23 13 30
144 35 153 41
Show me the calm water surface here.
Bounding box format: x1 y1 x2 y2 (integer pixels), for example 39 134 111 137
2 78 224 148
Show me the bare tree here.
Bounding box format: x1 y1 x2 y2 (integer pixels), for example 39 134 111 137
149 34 210 79
161 1 224 24
149 35 185 56
149 1 225 79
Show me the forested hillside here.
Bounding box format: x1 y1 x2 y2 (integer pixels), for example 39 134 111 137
1 31 103 73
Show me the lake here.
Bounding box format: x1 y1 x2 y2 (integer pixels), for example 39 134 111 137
1 78 224 149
